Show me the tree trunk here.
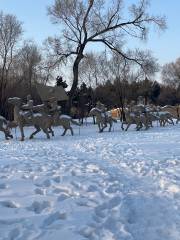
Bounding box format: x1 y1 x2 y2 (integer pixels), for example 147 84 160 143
67 53 84 112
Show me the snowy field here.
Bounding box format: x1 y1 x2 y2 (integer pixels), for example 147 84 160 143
0 121 180 240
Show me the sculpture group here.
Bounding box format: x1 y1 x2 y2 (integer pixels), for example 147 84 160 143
0 94 179 141
0 95 80 141
120 102 178 131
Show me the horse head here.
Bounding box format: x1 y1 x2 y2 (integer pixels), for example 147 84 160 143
89 108 101 117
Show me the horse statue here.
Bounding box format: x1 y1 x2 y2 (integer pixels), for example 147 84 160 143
89 107 117 132
8 97 53 141
0 116 13 140
121 110 149 131
8 97 80 141
33 99 81 136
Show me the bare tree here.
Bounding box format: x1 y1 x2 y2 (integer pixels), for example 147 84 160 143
162 57 180 88
15 41 42 93
79 51 111 87
0 11 23 114
47 0 166 107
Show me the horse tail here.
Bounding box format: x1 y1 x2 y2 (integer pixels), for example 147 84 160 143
3 118 8 125
176 106 180 118
71 119 81 126
0 116 8 126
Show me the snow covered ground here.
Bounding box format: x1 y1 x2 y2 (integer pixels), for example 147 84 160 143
0 121 180 240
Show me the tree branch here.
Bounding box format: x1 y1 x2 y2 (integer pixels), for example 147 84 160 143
89 38 144 68
82 0 94 41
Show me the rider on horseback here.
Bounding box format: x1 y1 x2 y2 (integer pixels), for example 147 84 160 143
21 94 34 120
96 101 108 121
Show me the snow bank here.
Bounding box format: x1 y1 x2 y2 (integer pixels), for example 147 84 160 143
0 122 180 239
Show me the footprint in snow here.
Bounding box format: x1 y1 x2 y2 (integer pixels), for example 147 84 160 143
35 179 51 188
22 174 38 180
37 166 47 172
87 184 99 192
42 211 66 227
57 193 70 202
107 196 122 209
76 199 92 207
52 176 61 183
105 183 122 194
0 200 20 208
27 200 51 214
94 196 121 219
95 207 108 218
7 227 20 240
0 183 9 189
71 181 82 189
34 188 46 195
53 186 71 194
79 226 95 238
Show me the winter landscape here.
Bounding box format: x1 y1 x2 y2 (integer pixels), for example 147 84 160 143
0 122 180 240
1 0 180 239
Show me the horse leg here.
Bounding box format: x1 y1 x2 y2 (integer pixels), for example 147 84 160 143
163 119 166 127
6 128 13 139
61 128 67 136
42 128 50 139
98 123 102 133
121 121 124 130
170 118 174 125
125 123 131 131
100 120 107 132
70 127 74 136
49 126 54 136
109 122 112 132
29 126 41 139
145 124 149 130
138 121 145 130
19 124 25 141
100 124 106 132
0 127 9 140
136 122 143 131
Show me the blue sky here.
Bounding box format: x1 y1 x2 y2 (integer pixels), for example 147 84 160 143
0 0 180 66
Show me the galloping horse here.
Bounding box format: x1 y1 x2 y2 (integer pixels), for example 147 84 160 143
8 97 81 140
89 108 117 132
8 97 52 141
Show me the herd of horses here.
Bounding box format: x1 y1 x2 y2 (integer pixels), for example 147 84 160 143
90 104 179 132
0 97 179 141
